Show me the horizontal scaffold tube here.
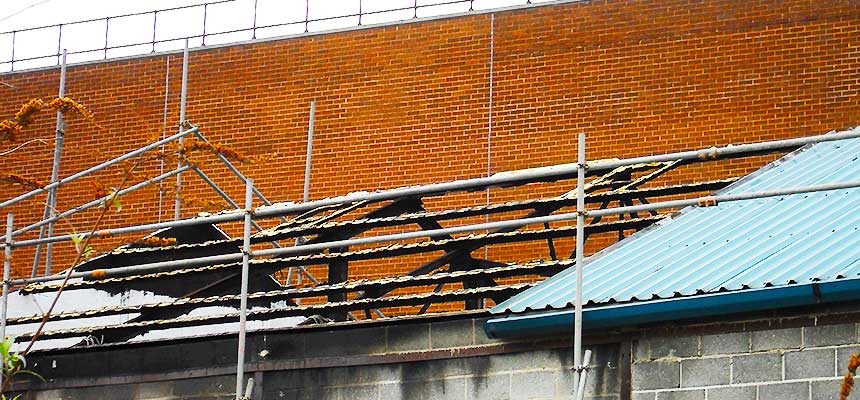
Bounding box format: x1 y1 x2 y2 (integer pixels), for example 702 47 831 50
257 126 860 215
9 127 859 249
11 177 860 286
5 166 191 241
0 126 200 209
13 212 242 248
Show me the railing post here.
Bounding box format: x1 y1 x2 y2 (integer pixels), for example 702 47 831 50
56 24 63 65
151 11 158 53
202 3 209 46
103 17 110 59
305 0 310 32
10 31 15 71
252 0 258 39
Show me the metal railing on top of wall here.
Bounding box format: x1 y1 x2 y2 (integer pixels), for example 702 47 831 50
0 0 556 73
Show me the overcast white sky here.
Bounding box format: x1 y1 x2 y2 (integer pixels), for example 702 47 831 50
0 0 553 72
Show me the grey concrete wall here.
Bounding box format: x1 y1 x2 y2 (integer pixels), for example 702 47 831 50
260 344 621 400
13 316 623 400
631 322 860 400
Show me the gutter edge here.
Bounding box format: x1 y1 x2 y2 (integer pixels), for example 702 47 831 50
484 277 860 339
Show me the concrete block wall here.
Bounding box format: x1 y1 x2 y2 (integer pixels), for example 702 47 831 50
631 322 860 400
25 346 621 400
15 316 623 400
260 344 620 400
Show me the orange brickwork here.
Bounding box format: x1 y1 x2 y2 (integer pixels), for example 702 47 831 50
0 0 858 292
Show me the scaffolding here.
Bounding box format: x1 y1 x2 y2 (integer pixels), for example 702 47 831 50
3 121 859 396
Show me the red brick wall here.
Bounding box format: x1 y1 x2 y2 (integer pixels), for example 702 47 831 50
1 0 858 287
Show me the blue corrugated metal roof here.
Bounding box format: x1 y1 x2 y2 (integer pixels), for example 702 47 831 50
492 133 860 315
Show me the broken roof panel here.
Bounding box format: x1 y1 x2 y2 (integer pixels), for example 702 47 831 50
491 135 860 315
10 139 782 350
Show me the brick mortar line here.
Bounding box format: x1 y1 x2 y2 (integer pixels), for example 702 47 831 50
637 306 860 340
632 375 843 393
637 341 860 362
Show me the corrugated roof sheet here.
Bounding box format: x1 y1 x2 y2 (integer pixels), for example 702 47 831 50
492 135 860 314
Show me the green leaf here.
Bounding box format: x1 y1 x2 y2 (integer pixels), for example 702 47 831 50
0 337 11 355
111 196 122 213
103 188 122 213
82 244 95 260
70 234 85 255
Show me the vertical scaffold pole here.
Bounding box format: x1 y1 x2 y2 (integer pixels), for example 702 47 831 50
573 132 586 392
575 349 593 400
303 101 315 205
288 101 315 285
33 50 67 277
236 179 253 399
174 40 189 221
1 214 12 334
0 214 10 392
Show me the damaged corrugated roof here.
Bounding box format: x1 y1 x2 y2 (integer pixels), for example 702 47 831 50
8 138 788 350
492 136 860 315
